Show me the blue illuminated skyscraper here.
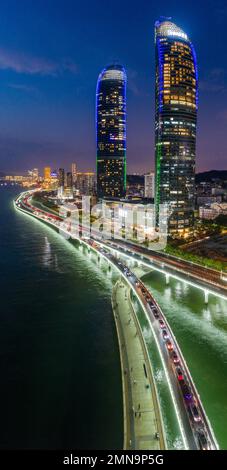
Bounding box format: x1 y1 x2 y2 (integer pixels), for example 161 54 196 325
155 19 198 236
96 65 127 199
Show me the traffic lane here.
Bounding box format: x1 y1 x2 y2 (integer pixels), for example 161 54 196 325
134 286 198 450
131 279 210 448
17 196 226 288
107 240 226 290
114 240 222 279
18 204 200 449
16 197 211 450
134 282 216 450
104 241 226 296
136 251 224 287
95 251 207 449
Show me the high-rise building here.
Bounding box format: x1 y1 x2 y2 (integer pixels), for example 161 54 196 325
72 163 77 184
58 168 65 188
76 172 95 195
28 168 39 182
44 167 51 181
51 170 58 179
144 172 155 199
155 19 198 236
96 64 127 199
66 171 73 188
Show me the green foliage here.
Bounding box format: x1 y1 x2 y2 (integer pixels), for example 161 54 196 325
164 245 226 272
32 194 60 214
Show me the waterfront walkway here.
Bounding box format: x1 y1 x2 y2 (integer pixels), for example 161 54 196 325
112 279 165 450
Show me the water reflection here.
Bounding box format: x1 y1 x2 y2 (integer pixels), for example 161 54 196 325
143 270 227 448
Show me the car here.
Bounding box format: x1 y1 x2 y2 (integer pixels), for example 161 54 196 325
176 367 184 381
151 306 158 312
159 319 165 329
180 383 192 402
146 295 151 301
153 311 159 319
196 430 210 450
189 404 201 423
171 351 180 364
166 340 173 351
162 329 169 340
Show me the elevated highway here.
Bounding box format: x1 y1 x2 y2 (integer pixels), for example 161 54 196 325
14 190 219 450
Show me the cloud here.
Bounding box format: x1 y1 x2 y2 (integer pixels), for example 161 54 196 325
8 83 38 93
62 58 78 74
0 47 78 76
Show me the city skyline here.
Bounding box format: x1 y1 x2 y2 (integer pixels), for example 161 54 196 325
0 1 226 459
0 0 226 175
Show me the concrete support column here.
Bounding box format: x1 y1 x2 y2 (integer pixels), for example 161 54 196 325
165 274 170 285
204 290 209 304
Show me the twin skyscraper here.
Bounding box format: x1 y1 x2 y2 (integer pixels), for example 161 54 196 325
96 64 127 199
96 18 198 236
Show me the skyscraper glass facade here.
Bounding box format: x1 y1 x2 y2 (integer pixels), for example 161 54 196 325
58 168 65 188
155 19 198 236
96 65 126 199
66 172 73 188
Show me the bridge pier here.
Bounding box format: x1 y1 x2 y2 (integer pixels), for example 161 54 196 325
165 274 170 285
204 290 209 304
131 259 137 268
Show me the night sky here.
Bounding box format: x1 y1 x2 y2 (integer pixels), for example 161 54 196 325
0 0 226 175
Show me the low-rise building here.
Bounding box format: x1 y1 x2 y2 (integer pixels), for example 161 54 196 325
199 203 227 220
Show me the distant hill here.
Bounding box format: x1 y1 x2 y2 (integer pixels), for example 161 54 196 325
196 170 227 183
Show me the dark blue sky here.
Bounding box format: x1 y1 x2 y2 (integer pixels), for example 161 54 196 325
0 0 226 174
